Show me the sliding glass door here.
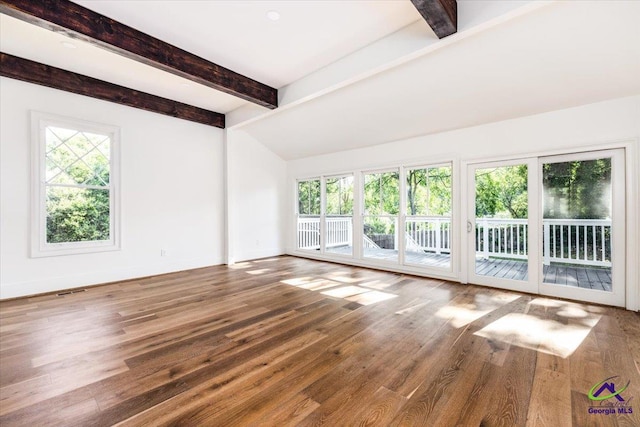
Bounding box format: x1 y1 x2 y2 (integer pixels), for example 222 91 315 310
467 159 539 294
539 149 625 306
467 150 625 306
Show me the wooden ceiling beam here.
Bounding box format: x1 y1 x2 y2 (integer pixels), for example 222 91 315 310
1 53 225 128
411 0 457 39
0 0 278 109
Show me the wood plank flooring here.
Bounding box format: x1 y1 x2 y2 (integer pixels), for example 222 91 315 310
0 256 638 426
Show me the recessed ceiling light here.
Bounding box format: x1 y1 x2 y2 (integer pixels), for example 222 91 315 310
60 41 77 49
266 10 280 21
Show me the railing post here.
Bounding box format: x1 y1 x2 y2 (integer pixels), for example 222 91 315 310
435 218 441 255
543 221 550 266
482 219 489 260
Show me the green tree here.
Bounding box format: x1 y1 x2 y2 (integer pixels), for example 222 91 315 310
46 129 111 243
298 179 320 215
364 171 399 215
543 159 611 219
475 165 528 218
326 176 353 215
406 167 451 216
364 171 399 235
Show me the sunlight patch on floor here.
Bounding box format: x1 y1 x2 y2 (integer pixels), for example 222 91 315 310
346 290 397 305
321 286 370 299
529 297 606 315
357 280 394 290
294 279 342 291
282 276 398 306
281 277 314 286
474 310 601 358
436 305 496 329
395 300 432 315
435 293 521 328
246 268 271 275
322 273 362 284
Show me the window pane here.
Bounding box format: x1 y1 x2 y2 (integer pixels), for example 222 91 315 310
46 126 110 186
297 179 320 250
474 164 529 281
364 171 399 215
298 181 309 214
542 157 612 291
326 176 353 215
405 165 452 268
298 179 320 215
325 176 354 256
406 167 451 216
543 158 611 219
363 216 398 262
46 187 110 243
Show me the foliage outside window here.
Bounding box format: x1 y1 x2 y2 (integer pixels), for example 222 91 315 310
32 113 119 257
297 179 321 215
475 165 528 219
406 166 452 216
364 171 399 216
363 171 399 240
543 158 611 219
325 176 353 215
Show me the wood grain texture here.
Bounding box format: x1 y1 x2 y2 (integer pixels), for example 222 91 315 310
0 53 225 128
411 0 457 39
1 256 639 426
0 0 278 108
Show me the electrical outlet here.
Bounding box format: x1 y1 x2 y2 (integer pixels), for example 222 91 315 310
160 249 168 257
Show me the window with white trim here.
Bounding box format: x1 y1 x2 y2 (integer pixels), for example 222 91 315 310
296 178 321 250
31 112 120 257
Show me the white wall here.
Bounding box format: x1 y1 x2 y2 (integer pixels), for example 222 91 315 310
226 128 287 263
287 95 640 310
0 78 225 299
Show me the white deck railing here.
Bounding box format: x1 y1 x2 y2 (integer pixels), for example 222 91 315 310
297 217 321 249
297 216 354 250
542 219 611 267
406 217 451 255
297 217 611 268
475 218 528 261
326 217 353 248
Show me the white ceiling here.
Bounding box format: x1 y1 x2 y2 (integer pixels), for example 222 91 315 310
73 0 424 89
239 0 640 159
0 1 423 114
1 1 639 160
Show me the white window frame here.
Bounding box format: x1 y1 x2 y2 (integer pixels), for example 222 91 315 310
30 111 121 257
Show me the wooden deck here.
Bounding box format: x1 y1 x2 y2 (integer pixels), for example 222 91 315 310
325 246 612 291
1 256 638 426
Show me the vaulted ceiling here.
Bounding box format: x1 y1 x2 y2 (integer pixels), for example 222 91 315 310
1 1 428 117
1 1 639 159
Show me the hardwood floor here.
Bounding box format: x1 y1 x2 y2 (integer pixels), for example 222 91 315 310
0 256 638 426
